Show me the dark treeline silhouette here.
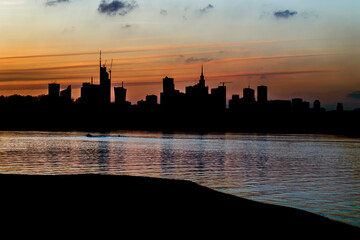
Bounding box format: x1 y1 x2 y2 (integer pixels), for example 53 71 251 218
0 54 359 136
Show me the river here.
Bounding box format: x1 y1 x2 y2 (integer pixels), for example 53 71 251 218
0 131 359 227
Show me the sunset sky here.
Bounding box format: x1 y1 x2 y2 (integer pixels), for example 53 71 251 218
0 0 359 109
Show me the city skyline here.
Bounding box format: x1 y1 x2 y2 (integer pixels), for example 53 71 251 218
0 0 359 110
45 57 334 114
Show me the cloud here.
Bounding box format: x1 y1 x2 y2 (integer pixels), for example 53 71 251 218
209 69 339 80
160 10 168 16
199 4 214 14
0 40 301 61
185 57 213 64
274 10 297 19
45 0 69 6
122 24 131 29
347 91 360 99
98 0 138 16
299 11 319 19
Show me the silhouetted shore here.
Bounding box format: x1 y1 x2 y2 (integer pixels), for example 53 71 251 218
2 174 359 237
0 103 359 137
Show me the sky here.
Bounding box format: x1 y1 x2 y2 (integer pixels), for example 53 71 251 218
0 0 359 109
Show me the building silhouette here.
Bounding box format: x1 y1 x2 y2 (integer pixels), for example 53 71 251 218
243 87 255 103
163 76 175 93
80 52 111 105
114 82 127 105
47 83 72 104
146 95 158 105
48 83 60 98
0 56 358 136
257 85 268 103
229 95 241 111
160 76 185 110
314 100 321 110
185 65 209 97
268 100 291 112
185 65 210 111
337 103 344 112
292 98 310 112
159 65 227 113
210 84 226 111
60 85 72 102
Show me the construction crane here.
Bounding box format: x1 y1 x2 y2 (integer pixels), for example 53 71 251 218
220 82 232 87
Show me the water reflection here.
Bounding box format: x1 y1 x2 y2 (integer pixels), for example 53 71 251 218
97 140 110 173
0 131 359 227
160 134 175 178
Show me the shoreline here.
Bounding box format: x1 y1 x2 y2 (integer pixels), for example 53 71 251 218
2 174 359 237
0 128 359 139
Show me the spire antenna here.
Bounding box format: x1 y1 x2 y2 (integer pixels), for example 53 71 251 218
200 64 205 83
100 50 102 68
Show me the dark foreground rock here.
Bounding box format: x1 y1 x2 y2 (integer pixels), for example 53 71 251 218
1 174 359 238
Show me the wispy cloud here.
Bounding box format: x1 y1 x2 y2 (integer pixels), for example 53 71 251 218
204 53 336 65
347 91 360 99
160 9 168 16
274 10 297 19
98 0 138 16
0 51 96 61
45 0 69 6
198 4 214 14
209 69 340 80
185 57 213 64
122 24 132 29
0 39 298 61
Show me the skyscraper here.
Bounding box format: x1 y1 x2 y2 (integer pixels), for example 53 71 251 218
114 82 127 105
243 87 255 102
60 85 71 101
199 64 205 88
257 85 268 103
163 76 175 93
99 52 111 104
80 51 112 104
48 83 60 98
211 85 226 110
185 65 208 97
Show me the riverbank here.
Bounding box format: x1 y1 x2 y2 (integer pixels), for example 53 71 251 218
1 174 359 237
1 103 359 137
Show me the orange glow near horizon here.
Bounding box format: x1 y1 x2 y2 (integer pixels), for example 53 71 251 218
0 1 359 109
0 45 354 107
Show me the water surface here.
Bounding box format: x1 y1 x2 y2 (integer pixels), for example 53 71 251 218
0 131 359 227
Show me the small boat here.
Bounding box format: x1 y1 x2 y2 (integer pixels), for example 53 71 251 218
86 133 94 137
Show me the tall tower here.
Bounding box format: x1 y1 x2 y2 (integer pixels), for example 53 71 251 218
99 51 111 104
48 83 60 98
199 64 205 87
163 76 175 93
257 85 268 103
243 87 255 102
